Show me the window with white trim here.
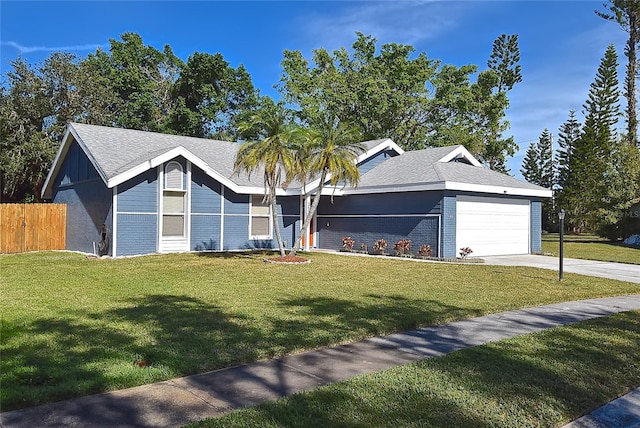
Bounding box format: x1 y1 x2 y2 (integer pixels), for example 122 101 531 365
165 161 184 190
162 162 186 237
250 195 271 239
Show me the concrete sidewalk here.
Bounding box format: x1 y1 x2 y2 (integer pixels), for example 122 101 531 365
2 294 639 428
482 254 640 284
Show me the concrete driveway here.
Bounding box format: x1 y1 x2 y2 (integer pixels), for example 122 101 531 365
482 254 640 284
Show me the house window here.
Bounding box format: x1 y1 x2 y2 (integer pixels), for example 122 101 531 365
165 161 183 190
250 195 271 239
163 162 185 237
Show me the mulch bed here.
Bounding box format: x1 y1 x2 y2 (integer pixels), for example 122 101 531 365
264 254 310 264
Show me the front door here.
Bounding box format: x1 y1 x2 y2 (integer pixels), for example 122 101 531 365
301 216 314 247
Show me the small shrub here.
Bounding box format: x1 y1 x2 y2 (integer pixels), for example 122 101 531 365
342 236 355 251
360 243 368 253
459 247 473 259
418 244 432 257
373 239 388 253
394 239 411 256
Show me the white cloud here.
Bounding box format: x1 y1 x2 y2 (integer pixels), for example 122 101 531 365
1 40 107 55
297 0 473 52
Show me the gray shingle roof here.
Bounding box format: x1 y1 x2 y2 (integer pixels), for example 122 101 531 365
356 146 549 193
56 123 548 197
69 124 396 189
70 123 255 185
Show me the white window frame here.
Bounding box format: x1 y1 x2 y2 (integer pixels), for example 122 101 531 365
249 195 272 240
162 161 186 238
164 161 184 191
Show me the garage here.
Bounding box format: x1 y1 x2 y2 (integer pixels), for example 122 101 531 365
456 195 530 257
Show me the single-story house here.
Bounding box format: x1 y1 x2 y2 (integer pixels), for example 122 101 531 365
41 123 552 258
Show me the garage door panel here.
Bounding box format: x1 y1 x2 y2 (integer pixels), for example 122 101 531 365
456 196 529 257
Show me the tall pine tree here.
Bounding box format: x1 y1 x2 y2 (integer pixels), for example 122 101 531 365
520 140 541 184
556 110 581 191
597 0 640 147
555 110 582 231
521 129 554 230
564 44 620 233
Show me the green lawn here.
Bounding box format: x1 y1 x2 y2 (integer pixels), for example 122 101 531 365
188 311 640 428
542 233 640 265
1 251 638 412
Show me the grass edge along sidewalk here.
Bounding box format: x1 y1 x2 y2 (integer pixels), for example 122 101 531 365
188 305 640 428
1 295 639 428
541 233 640 265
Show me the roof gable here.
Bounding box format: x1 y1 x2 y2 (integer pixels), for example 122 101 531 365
343 145 552 197
42 124 405 199
42 124 551 200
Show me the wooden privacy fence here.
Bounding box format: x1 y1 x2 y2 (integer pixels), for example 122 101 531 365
0 204 66 253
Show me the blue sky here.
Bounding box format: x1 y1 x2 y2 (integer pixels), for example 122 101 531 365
0 1 628 177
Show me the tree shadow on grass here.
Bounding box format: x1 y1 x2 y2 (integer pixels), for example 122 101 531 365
1 294 264 412
2 293 482 413
269 294 484 349
198 312 640 428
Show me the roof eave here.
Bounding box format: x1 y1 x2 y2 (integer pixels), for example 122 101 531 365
332 181 553 197
443 181 553 197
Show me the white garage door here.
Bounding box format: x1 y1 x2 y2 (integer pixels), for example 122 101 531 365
456 195 530 257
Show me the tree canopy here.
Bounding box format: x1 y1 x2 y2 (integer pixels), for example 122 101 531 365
0 33 259 201
278 32 521 172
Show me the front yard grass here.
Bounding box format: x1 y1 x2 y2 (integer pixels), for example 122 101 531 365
189 311 640 428
542 233 640 265
1 251 638 412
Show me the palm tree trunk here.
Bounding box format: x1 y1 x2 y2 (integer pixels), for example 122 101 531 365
269 183 286 257
289 169 328 256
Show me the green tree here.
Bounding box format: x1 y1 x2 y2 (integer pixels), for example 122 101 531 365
597 0 640 147
288 115 364 256
556 110 581 191
521 129 554 230
471 68 518 172
520 140 542 185
169 52 259 139
0 59 57 201
520 129 554 189
105 32 176 131
278 33 438 150
234 100 297 257
478 34 522 172
278 33 520 172
487 34 523 94
565 45 620 233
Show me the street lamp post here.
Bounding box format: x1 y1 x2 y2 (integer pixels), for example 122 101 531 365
559 209 565 281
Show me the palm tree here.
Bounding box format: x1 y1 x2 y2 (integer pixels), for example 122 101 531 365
289 116 364 256
234 101 296 257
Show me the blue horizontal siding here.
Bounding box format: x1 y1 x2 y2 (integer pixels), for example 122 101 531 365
191 215 221 251
117 169 158 213
318 192 441 216
224 188 249 215
531 200 542 253
116 213 157 255
222 215 251 250
317 215 439 255
191 169 222 214
440 192 457 258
